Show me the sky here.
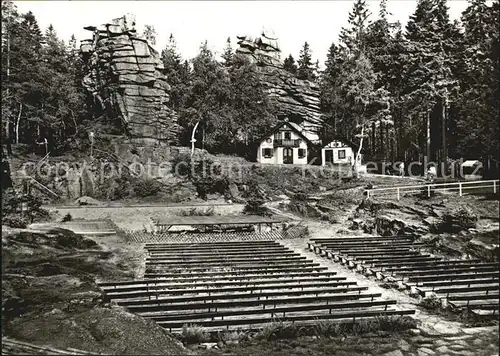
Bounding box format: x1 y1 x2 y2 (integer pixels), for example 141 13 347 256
14 0 469 66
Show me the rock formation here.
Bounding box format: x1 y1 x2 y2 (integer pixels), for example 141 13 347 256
235 32 323 142
80 14 178 144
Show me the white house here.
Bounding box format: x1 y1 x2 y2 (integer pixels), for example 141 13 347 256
257 120 313 165
321 138 359 166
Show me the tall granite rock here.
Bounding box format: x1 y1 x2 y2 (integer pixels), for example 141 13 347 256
235 32 323 142
80 14 178 144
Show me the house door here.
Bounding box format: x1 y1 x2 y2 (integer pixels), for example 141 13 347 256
283 148 293 164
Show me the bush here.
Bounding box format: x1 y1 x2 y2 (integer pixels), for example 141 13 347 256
257 320 299 340
313 319 344 337
180 324 209 344
243 179 269 216
419 293 442 311
61 213 72 222
437 206 478 232
133 178 163 197
178 207 215 216
1 189 49 225
2 215 29 228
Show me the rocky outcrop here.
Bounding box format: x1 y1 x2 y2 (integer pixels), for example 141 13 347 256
235 33 323 141
80 14 178 144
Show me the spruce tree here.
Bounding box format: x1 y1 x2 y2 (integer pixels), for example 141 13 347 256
454 0 499 166
221 37 233 67
339 0 372 56
161 34 190 112
403 0 460 164
297 42 314 80
283 54 297 74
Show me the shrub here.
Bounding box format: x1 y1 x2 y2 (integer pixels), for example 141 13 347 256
133 178 163 197
180 324 209 344
243 179 269 216
419 293 442 311
313 319 344 337
2 215 29 228
257 320 298 340
178 207 215 216
61 213 72 222
1 189 49 225
437 206 478 233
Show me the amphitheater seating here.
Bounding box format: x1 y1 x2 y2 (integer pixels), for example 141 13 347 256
308 237 499 317
99 240 415 332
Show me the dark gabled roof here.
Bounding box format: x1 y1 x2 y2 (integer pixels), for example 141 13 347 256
258 121 315 147
322 136 362 152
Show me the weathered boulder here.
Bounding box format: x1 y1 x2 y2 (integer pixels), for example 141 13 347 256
234 32 323 142
80 14 179 144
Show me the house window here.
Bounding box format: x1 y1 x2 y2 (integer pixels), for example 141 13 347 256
266 138 272 143
284 131 291 140
262 148 273 158
338 149 346 159
298 148 306 158
274 132 281 140
325 149 334 163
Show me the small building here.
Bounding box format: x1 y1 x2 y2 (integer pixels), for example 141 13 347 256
321 137 359 166
257 120 314 165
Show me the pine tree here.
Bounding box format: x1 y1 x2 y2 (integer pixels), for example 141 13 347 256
283 54 297 74
180 41 234 151
403 0 460 164
1 0 20 152
161 34 190 112
143 24 157 46
297 42 314 80
339 0 372 57
454 0 499 168
320 42 344 140
221 37 233 67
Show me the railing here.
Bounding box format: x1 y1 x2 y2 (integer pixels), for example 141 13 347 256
274 139 301 148
365 179 499 200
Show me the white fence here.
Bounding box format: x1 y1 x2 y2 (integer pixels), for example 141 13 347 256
365 179 499 200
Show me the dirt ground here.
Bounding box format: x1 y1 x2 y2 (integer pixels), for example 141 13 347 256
1 226 189 355
2 184 498 355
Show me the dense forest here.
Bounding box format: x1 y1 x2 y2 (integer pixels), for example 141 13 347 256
1 0 498 173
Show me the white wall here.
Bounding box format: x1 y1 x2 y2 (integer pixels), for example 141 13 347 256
322 140 355 166
257 127 309 165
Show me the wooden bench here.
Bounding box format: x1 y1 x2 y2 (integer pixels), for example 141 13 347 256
417 277 500 289
104 281 361 300
143 265 330 278
417 284 499 297
115 286 371 306
383 261 493 272
101 276 349 293
147 300 399 322
147 249 295 257
407 271 499 283
394 266 498 277
145 255 306 264
125 293 384 313
98 271 341 288
156 309 416 330
145 260 318 269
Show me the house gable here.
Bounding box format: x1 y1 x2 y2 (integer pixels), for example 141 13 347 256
258 120 314 148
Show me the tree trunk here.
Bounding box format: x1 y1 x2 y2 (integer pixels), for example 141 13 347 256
380 121 385 158
371 121 376 157
354 125 365 179
441 96 447 169
426 109 431 161
5 26 11 148
15 103 22 144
